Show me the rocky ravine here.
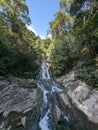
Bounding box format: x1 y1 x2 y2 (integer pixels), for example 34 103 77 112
0 71 98 130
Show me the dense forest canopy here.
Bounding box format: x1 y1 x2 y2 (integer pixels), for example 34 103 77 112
0 0 40 78
0 0 98 88
49 0 98 87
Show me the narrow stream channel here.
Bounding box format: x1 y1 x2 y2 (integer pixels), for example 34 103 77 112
37 59 72 130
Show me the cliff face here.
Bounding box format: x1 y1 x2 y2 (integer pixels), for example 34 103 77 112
57 71 98 124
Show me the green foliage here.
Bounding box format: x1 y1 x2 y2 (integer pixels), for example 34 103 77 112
49 0 98 88
70 0 86 15
0 0 41 78
76 65 97 88
35 38 53 60
0 0 98 89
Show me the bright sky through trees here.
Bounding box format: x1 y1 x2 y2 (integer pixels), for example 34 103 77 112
26 0 59 38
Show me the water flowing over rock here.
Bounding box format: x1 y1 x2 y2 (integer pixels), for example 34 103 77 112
0 63 98 130
38 59 51 79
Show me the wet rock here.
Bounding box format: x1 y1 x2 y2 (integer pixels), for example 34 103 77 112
0 72 98 130
55 105 61 121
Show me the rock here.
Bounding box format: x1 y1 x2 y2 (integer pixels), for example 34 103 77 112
57 71 98 124
0 122 5 130
0 73 98 129
21 116 26 127
0 85 37 117
57 71 75 88
59 93 70 107
0 77 39 130
55 105 61 121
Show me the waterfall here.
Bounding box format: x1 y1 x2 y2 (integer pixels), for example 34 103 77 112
36 59 73 130
26 59 94 130
39 59 51 79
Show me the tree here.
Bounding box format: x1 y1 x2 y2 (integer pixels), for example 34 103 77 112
0 0 41 78
49 0 98 88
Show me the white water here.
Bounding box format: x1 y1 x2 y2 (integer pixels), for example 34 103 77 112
37 82 50 130
39 107 51 130
39 59 50 79
37 83 48 104
37 59 64 130
51 81 63 93
37 80 63 130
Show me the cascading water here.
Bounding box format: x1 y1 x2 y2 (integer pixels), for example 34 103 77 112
36 59 73 130
0 61 97 130
39 59 51 79
29 59 95 130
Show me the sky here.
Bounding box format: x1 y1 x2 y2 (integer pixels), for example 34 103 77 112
26 0 60 39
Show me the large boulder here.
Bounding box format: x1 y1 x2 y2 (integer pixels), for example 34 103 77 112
0 76 42 130
57 71 98 124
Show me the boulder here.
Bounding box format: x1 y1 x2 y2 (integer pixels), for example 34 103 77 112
0 76 41 130
57 71 98 124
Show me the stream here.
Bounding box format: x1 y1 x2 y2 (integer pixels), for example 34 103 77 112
37 59 72 130
0 59 98 130
29 59 97 130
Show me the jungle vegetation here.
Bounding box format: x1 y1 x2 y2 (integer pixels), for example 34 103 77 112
0 0 98 87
